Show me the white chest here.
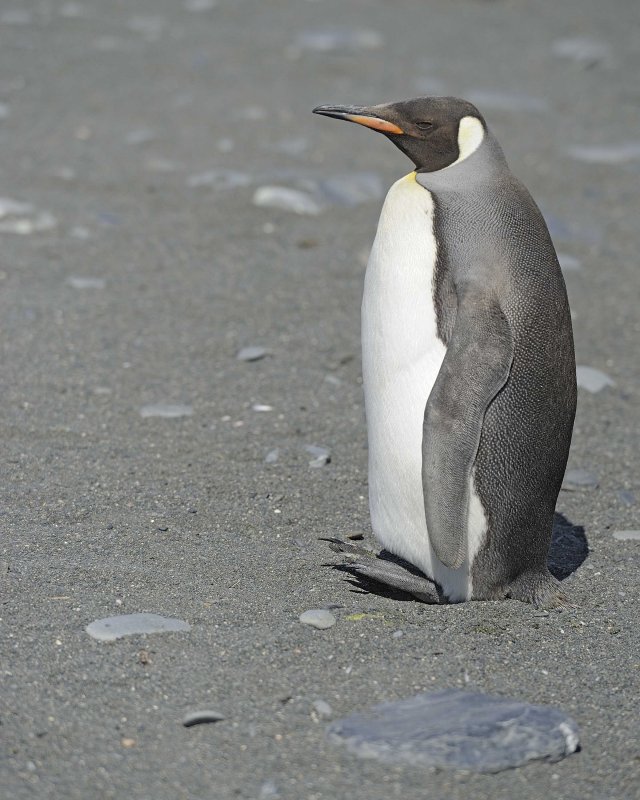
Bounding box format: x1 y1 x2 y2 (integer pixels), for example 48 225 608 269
362 173 473 600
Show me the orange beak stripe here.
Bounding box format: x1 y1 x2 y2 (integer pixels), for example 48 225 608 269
344 114 404 135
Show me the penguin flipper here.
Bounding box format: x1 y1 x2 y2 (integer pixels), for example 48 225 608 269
422 294 514 569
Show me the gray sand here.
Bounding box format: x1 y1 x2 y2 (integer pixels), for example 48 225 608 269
1 1 638 798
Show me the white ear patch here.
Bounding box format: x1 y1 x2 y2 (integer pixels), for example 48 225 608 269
453 116 484 165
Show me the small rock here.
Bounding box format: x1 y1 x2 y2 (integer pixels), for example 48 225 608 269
252 403 273 412
187 169 251 189
576 366 615 393
182 710 225 727
121 737 136 748
392 630 404 639
258 781 280 799
139 404 193 419
305 444 331 468
567 143 640 165
552 37 612 66
312 700 333 719
67 276 106 289
465 90 548 113
613 530 640 541
299 609 336 630
86 613 190 642
253 186 324 215
304 173 384 208
294 28 384 53
0 103 10 120
562 469 599 491
184 0 218 10
237 346 267 362
328 690 579 773
265 448 280 464
618 490 635 506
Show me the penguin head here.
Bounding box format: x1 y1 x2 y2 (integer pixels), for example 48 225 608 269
313 96 487 172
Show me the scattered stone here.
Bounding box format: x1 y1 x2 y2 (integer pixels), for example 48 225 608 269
567 143 640 165
253 186 324 215
576 365 615 393
305 173 384 208
137 649 151 665
237 346 267 362
552 37 612 67
0 103 10 120
0 9 32 25
305 444 331 468
562 469 599 491
392 630 404 639
0 204 57 234
182 710 225 727
125 128 156 145
466 90 549 112
294 28 384 53
86 613 191 642
327 689 579 773
67 276 106 289
140 404 193 419
252 404 273 412
187 169 251 189
258 781 280 799
144 156 180 173
312 700 333 719
618 490 636 506
299 609 336 629
613 530 640 541
347 532 364 540
69 226 91 240
265 448 280 464
557 253 582 273
184 0 218 10
121 737 136 748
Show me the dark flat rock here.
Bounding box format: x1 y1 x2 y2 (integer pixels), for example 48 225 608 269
327 690 579 773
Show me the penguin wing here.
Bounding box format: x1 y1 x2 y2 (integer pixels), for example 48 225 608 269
422 294 514 569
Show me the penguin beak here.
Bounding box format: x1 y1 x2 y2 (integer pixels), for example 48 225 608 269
313 105 404 135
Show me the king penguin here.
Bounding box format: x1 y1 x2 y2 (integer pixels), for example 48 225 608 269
313 97 577 606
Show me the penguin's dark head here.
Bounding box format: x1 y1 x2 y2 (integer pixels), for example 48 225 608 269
313 96 486 172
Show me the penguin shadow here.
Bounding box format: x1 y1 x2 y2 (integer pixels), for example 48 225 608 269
330 512 588 602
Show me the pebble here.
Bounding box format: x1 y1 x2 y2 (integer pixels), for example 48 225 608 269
0 211 57 235
613 530 640 541
305 444 331 468
294 28 384 53
237 346 267 362
567 143 640 165
67 276 106 289
182 710 225 727
557 253 583 273
299 609 336 629
86 613 191 642
252 186 324 215
312 700 333 719
252 404 273 412
258 781 280 799
139 404 193 418
187 169 251 189
562 468 599 491
0 103 9 120
552 37 612 67
265 448 280 464
576 365 615 393
466 90 549 113
327 689 579 772
184 0 218 10
618 490 636 506
304 173 384 208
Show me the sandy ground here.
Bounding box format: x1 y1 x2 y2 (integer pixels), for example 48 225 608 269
1 0 639 798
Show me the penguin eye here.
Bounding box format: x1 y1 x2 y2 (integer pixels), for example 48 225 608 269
415 121 433 131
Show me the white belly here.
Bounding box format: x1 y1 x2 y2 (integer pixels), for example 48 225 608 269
362 172 482 602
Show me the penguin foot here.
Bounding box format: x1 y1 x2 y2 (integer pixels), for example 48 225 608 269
507 569 569 608
319 537 378 560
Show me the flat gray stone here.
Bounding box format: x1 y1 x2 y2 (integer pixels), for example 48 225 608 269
139 403 193 418
182 710 225 727
236 346 267 362
305 444 331 468
299 609 336 630
327 690 579 773
613 530 640 541
576 365 615 393
562 469 599 491
86 613 191 642
252 186 324 215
